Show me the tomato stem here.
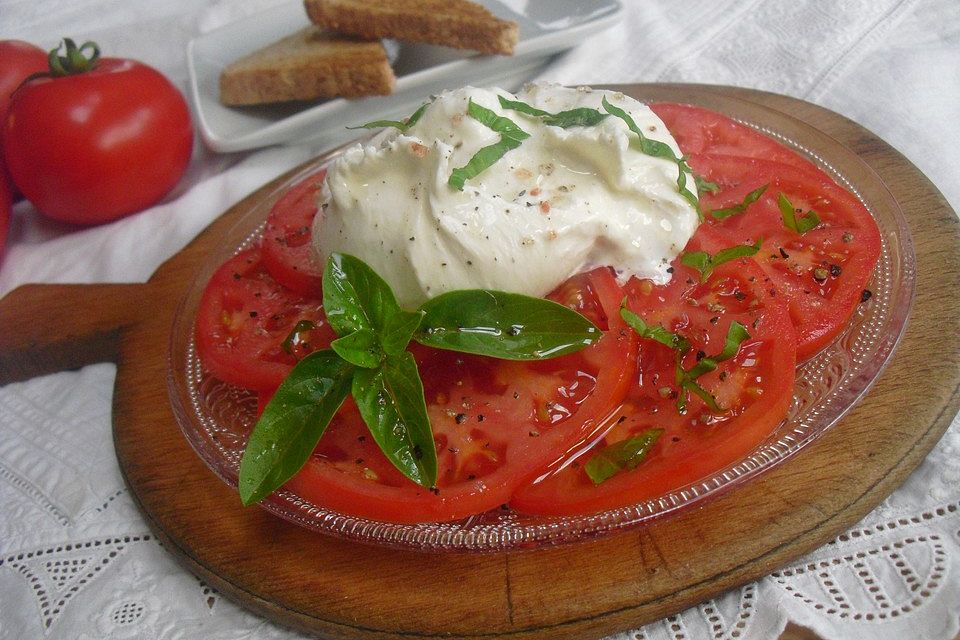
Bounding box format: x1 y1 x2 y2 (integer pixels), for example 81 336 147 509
11 39 102 97
47 38 100 77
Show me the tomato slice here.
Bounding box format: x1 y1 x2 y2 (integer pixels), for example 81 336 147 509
282 267 638 523
195 248 337 391
260 169 327 297
690 154 881 360
198 102 875 524
650 102 821 173
510 228 797 516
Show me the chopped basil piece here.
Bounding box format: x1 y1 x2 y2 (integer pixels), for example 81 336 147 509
498 95 609 128
347 101 431 132
675 321 751 414
621 306 752 415
601 96 700 213
681 238 762 282
711 184 769 220
619 301 686 351
695 175 721 194
682 379 724 413
778 192 821 234
601 96 676 161
684 321 751 380
584 429 663 484
448 99 530 190
497 96 550 118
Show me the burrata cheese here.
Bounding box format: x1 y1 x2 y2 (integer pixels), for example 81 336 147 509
313 83 699 308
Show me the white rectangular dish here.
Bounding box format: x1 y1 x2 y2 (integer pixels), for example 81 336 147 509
187 0 623 152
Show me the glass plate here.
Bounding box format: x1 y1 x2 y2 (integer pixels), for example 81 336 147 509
167 92 916 552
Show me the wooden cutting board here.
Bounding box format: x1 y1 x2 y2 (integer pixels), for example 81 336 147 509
1 85 958 639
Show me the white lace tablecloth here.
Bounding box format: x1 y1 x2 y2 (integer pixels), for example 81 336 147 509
1 0 958 638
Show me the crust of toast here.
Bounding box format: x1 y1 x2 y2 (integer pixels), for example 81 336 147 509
303 0 519 55
219 26 396 106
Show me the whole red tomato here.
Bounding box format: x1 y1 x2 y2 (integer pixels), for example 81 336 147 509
0 40 47 126
3 39 193 225
0 40 47 206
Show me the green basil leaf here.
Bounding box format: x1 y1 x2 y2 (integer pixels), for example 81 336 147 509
415 289 599 360
322 253 400 337
711 184 769 220
498 95 608 128
620 302 715 415
717 320 751 360
449 99 530 190
674 357 690 415
681 379 724 413
331 328 383 368
448 138 521 190
542 107 609 128
602 96 677 161
584 429 663 484
713 238 763 265
681 238 762 282
466 98 530 139
679 251 711 277
778 192 821 234
238 350 353 506
352 352 437 488
497 95 549 118
675 321 750 413
685 321 750 379
676 161 701 214
380 309 425 356
346 101 431 132
602 96 699 211
619 304 684 350
695 175 721 194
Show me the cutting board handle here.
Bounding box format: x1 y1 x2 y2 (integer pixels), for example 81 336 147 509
0 282 152 385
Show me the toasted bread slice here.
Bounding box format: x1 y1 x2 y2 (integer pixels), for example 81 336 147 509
303 0 519 56
219 26 396 106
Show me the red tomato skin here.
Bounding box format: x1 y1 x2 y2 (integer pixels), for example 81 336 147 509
4 58 193 225
0 40 47 203
195 248 336 391
690 154 882 360
650 102 821 173
260 169 327 296
0 40 47 127
0 161 10 259
283 268 640 524
510 229 798 517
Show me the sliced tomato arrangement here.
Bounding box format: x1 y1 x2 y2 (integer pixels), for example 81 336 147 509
649 102 820 173
260 169 327 297
192 101 883 524
194 248 336 391
283 268 638 523
690 154 881 359
510 228 797 516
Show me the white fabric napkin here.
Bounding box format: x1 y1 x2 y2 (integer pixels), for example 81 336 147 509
1 0 957 638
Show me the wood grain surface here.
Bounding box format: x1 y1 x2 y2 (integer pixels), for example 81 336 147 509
0 85 957 639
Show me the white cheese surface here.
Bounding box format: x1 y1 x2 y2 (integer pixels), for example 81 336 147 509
313 83 699 308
